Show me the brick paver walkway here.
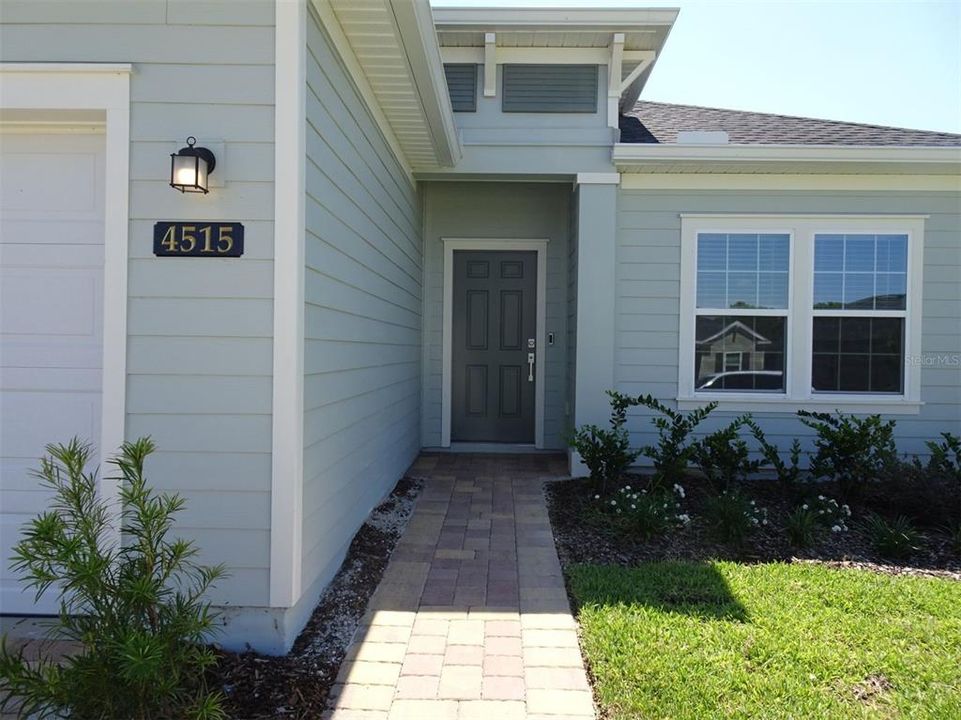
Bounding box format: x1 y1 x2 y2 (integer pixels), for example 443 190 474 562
324 453 595 720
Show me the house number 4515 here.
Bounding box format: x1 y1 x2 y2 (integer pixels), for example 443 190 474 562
153 221 245 258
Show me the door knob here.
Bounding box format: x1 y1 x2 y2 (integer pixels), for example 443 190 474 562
527 352 535 382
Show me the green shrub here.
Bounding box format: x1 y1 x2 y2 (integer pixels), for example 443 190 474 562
745 418 804 494
610 393 716 491
0 438 227 720
785 507 819 547
876 457 959 529
797 410 898 502
691 416 760 491
704 490 767 545
595 484 689 540
862 512 922 560
785 495 850 547
927 432 961 484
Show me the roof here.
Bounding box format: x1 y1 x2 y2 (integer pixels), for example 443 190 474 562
621 101 961 146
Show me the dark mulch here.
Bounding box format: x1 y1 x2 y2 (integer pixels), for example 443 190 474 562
213 477 423 720
547 474 960 580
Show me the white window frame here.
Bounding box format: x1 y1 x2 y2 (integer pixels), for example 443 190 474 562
678 214 926 414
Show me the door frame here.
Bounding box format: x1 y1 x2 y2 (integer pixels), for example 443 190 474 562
441 238 548 449
1 63 131 549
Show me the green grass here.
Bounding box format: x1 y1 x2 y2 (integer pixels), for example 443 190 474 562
568 562 961 720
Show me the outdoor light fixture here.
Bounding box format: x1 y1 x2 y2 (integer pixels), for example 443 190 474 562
169 136 216 194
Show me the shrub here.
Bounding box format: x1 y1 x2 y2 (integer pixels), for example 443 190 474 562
612 393 716 491
595 483 689 540
875 458 959 529
0 438 227 720
798 410 898 502
691 416 761 491
569 390 644 492
703 490 767 545
745 418 804 494
927 432 961 484
862 512 922 560
785 495 850 547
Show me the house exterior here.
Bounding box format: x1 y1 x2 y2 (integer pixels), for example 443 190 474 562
0 1 958 653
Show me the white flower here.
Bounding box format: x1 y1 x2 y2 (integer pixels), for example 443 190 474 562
751 518 759 526
762 519 768 525
610 500 617 506
801 504 809 510
625 485 631 491
631 504 636 510
616 509 622 514
749 500 756 506
594 494 600 500
842 505 851 516
831 525 842 533
818 495 825 500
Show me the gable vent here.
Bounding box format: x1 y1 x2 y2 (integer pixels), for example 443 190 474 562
502 64 598 114
444 64 478 112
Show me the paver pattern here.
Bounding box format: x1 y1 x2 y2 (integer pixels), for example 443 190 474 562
324 453 595 720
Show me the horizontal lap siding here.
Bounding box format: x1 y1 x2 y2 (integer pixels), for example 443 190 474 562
421 182 572 449
0 0 276 607
301 9 422 598
616 189 961 459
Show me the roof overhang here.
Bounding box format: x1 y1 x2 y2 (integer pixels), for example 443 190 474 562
432 6 679 124
613 143 961 175
315 0 460 172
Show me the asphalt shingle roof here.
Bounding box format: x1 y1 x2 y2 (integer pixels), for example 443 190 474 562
621 101 961 146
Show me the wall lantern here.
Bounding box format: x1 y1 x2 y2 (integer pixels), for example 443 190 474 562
169 136 216 194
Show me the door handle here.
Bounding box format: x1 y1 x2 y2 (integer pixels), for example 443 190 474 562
527 352 535 382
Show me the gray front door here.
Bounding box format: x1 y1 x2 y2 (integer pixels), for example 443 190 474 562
452 250 536 443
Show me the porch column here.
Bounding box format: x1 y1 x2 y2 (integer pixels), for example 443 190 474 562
571 173 619 475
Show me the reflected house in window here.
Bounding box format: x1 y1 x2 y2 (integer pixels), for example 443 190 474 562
695 319 784 390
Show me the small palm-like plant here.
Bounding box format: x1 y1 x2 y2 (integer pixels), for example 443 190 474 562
862 512 922 560
0 438 227 720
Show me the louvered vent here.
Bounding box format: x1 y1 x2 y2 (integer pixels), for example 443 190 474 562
444 64 478 112
502 64 598 113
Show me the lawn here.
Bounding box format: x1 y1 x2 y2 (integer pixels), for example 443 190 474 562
568 561 961 720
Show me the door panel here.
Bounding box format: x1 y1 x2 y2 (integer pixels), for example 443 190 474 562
452 250 536 442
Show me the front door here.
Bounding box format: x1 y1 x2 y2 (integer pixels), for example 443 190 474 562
451 250 536 443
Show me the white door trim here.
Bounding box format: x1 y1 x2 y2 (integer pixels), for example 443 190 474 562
0 63 131 546
441 238 549 449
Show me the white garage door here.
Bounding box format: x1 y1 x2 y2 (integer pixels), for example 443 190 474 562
1 131 105 614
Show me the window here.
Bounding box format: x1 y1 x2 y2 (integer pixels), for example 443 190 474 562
679 216 924 411
693 232 790 393
501 64 598 113
443 64 477 112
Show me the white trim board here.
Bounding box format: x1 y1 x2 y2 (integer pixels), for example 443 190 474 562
441 238 549 449
270 0 307 609
621 174 961 192
0 63 131 546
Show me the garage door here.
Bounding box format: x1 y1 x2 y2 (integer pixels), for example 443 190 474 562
1 131 105 614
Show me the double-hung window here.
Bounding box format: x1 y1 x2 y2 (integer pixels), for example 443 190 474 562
679 215 924 412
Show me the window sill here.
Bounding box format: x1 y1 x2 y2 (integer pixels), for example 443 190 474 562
676 395 923 415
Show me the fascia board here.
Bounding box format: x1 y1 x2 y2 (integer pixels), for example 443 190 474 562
431 7 679 30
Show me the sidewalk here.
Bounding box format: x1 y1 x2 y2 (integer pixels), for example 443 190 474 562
325 452 596 720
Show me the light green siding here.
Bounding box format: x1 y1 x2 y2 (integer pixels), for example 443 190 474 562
0 0 277 608
301 7 423 607
616 188 961 457
422 182 573 449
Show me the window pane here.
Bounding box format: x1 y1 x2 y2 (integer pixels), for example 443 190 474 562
813 272 843 309
844 235 875 272
813 233 908 311
811 317 904 393
728 234 758 270
696 272 726 308
695 315 786 392
814 235 843 271
697 234 727 271
876 234 907 272
727 272 758 308
759 234 789 271
695 232 789 310
758 272 789 308
843 273 875 309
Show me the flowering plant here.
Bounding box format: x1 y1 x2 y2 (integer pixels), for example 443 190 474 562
592 482 690 539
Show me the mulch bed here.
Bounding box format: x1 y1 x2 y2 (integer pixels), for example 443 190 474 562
546 474 961 581
213 476 423 720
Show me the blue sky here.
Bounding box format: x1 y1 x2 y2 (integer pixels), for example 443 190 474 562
432 0 961 134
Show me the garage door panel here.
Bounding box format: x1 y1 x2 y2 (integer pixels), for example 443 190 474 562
1 270 102 337
1 130 105 615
